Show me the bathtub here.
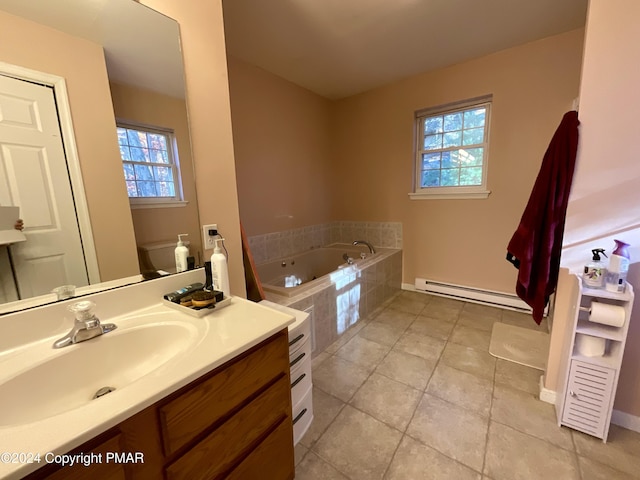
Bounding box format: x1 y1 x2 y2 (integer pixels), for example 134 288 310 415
259 244 383 298
258 243 402 354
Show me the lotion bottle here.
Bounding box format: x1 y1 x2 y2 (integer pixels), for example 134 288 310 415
211 237 230 298
174 234 189 273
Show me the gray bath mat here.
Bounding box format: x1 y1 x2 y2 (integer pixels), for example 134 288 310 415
489 322 549 371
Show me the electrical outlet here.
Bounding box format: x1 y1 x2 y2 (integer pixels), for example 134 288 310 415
202 224 218 250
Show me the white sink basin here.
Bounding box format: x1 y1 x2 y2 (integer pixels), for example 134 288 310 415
0 320 201 426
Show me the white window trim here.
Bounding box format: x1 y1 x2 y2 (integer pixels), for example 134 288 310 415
130 200 189 209
408 190 490 200
410 94 493 200
116 119 185 208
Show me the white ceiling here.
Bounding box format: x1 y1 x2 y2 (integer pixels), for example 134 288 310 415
223 0 588 99
0 0 185 98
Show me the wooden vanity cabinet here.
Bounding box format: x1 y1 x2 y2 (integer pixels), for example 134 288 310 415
26 329 294 480
34 430 128 480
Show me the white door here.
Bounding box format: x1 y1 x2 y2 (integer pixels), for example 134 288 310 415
0 74 88 299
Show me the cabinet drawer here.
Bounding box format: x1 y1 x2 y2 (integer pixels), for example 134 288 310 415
292 385 313 446
290 349 312 407
159 330 289 456
226 418 294 480
289 347 308 374
29 432 127 480
165 375 291 480
288 317 311 358
561 360 615 438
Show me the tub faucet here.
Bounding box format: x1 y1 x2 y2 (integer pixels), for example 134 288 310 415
353 240 375 254
53 300 117 349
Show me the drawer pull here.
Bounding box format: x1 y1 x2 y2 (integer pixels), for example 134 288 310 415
289 333 305 347
291 373 306 389
569 390 577 398
293 408 308 425
290 352 306 368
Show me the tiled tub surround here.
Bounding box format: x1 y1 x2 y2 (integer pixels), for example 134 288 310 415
263 246 402 354
258 244 391 297
248 221 403 265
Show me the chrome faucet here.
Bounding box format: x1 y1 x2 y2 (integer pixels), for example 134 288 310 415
353 240 375 254
53 300 117 349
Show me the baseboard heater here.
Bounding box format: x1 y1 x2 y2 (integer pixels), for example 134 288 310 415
414 278 532 312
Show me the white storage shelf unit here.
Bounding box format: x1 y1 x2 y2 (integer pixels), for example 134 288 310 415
555 275 634 442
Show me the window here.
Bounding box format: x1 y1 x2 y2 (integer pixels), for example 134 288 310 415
411 95 492 199
117 122 185 207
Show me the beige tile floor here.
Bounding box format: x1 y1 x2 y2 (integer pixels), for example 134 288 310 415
294 291 640 480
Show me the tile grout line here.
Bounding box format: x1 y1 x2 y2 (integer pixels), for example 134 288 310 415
305 295 501 479
303 369 348 442
481 306 501 477
304 300 415 479
302 360 352 478
382 300 463 476
295 445 311 471
387 300 492 477
301 303 391 476
483 309 580 477
379 300 434 480
330 302 419 479
370 298 578 478
570 431 584 480
421 302 487 476
487 417 578 454
347 296 436 478
304 358 361 479
344 302 421 407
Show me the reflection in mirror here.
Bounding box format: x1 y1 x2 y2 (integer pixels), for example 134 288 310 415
0 0 201 314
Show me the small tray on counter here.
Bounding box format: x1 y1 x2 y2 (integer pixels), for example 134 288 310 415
162 296 232 318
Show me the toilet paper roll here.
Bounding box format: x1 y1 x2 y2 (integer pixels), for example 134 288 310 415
589 302 625 328
575 333 606 357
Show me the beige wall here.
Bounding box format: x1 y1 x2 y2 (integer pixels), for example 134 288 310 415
0 10 138 282
109 81 202 263
227 29 584 294
331 29 584 293
228 57 334 237
559 0 640 417
140 0 246 296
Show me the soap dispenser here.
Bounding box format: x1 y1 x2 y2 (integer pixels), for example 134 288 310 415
174 234 189 273
583 248 607 289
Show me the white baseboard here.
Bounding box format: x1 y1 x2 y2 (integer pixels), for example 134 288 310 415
411 278 532 312
539 375 557 404
611 409 640 433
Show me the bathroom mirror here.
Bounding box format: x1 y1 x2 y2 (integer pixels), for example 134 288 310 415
0 0 201 314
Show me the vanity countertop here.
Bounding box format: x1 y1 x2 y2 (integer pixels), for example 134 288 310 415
0 296 294 479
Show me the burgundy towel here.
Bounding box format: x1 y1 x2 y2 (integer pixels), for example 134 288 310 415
507 111 580 324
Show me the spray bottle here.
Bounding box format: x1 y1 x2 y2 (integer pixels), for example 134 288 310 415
174 234 189 273
605 239 630 293
582 248 607 289
211 237 230 298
